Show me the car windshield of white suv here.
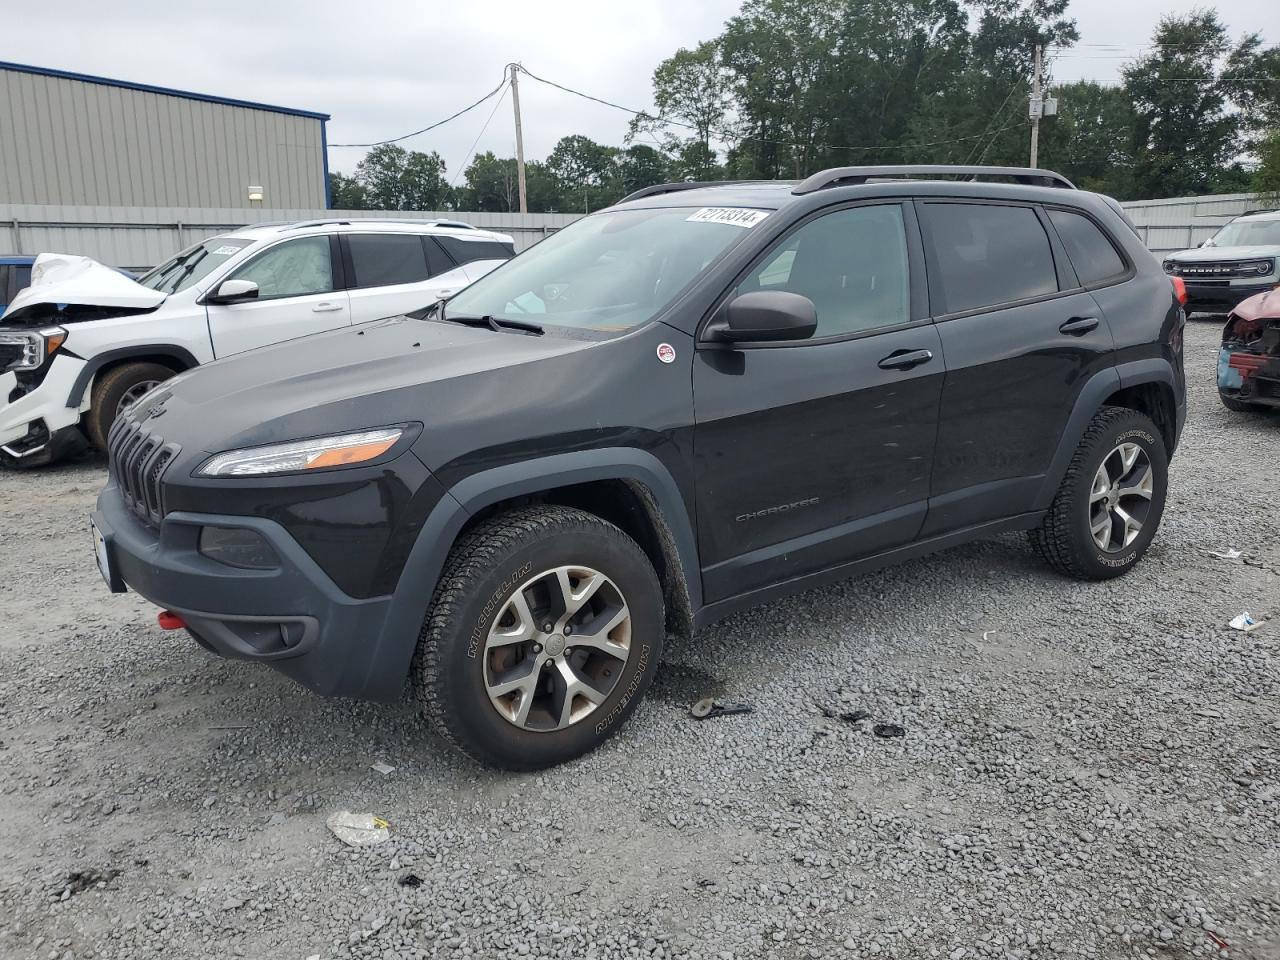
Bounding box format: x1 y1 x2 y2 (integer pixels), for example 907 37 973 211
1206 219 1280 247
443 207 768 333
136 237 254 295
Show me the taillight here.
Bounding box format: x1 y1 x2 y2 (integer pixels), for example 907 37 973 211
1170 276 1187 306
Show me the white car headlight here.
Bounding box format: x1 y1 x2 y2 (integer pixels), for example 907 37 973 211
0 326 67 371
198 428 405 477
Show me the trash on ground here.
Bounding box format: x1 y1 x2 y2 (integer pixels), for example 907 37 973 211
818 703 870 725
690 697 753 720
1194 708 1223 719
326 811 390 847
1229 612 1263 632
397 873 423 887
370 761 395 775
873 723 906 738
1208 548 1244 560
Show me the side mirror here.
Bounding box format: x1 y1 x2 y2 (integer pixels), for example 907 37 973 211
208 278 259 305
709 290 818 343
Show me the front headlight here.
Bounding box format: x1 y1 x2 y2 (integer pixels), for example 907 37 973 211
0 326 67 371
1239 259 1275 276
197 427 405 477
1162 260 1176 275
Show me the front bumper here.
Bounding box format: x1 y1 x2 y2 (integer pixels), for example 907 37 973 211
92 484 405 701
0 354 89 453
1218 346 1280 408
1183 281 1276 314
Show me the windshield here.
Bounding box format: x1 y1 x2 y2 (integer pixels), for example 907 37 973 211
1207 218 1280 248
136 237 254 294
443 207 769 333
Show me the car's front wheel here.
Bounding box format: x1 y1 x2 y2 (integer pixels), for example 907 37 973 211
1031 406 1169 581
412 505 663 769
86 361 175 451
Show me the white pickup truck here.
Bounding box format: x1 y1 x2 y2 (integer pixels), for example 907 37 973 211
0 218 514 465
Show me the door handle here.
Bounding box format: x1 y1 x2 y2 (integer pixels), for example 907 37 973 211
312 302 343 313
1059 316 1099 335
878 348 934 371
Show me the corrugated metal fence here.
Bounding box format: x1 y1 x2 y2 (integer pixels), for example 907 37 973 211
1120 193 1273 253
0 205 584 271
1 193 1274 269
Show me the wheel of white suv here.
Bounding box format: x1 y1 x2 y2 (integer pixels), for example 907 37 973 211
87 361 174 452
411 505 664 770
1030 406 1168 581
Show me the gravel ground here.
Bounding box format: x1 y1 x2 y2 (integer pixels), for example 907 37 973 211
0 318 1277 960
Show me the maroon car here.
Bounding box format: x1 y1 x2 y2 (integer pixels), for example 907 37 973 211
1218 288 1280 412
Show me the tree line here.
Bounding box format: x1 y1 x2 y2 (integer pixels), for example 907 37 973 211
329 1 1280 213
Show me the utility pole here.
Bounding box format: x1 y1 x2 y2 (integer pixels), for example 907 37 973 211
509 63 528 214
1029 44 1042 169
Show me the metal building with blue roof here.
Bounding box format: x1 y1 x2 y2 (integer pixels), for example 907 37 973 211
0 61 331 208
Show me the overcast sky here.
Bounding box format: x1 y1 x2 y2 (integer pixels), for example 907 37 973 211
3 0 1274 176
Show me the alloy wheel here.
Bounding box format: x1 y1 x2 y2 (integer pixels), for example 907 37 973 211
483 565 632 732
116 380 161 416
1088 442 1154 552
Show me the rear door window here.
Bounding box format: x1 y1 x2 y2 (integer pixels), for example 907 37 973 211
1048 209 1127 285
436 236 515 266
921 203 1058 314
347 234 431 288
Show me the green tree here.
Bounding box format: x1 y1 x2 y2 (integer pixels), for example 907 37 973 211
617 145 670 194
459 153 565 212
354 144 453 210
1253 129 1280 198
328 172 366 209
630 40 732 177
1123 11 1240 198
546 135 621 212
1037 81 1136 196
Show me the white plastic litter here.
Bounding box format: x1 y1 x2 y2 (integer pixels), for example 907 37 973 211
1208 548 1244 560
1229 612 1262 633
370 761 395 775
326 811 390 847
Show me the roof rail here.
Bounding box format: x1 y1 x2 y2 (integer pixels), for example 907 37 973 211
618 180 778 204
792 165 1076 194
280 217 480 232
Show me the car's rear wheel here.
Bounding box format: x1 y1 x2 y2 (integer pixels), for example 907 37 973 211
1030 406 1168 581
412 505 663 769
86 361 174 451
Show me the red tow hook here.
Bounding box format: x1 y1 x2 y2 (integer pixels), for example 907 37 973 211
157 610 186 630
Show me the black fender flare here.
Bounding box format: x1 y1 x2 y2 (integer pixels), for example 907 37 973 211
361 448 701 700
65 345 200 408
1031 359 1179 511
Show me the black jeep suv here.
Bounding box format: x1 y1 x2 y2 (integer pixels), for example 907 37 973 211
91 165 1186 769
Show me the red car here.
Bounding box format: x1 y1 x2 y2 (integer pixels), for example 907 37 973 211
1218 287 1280 412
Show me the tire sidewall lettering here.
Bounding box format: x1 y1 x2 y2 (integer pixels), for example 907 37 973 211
467 560 533 659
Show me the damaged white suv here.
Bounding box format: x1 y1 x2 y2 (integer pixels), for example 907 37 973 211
0 219 515 465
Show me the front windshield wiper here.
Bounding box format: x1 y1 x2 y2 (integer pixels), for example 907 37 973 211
440 312 544 336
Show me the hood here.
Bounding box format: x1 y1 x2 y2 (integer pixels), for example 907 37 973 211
135 314 593 455
1 253 165 322
1165 245 1280 263
1233 288 1280 322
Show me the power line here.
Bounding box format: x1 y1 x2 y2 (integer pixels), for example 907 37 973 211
517 63 1031 156
449 81 510 187
328 71 509 148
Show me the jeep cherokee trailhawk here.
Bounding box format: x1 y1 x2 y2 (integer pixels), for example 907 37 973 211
91 166 1187 769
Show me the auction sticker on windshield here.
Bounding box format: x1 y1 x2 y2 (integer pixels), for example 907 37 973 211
685 208 770 228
